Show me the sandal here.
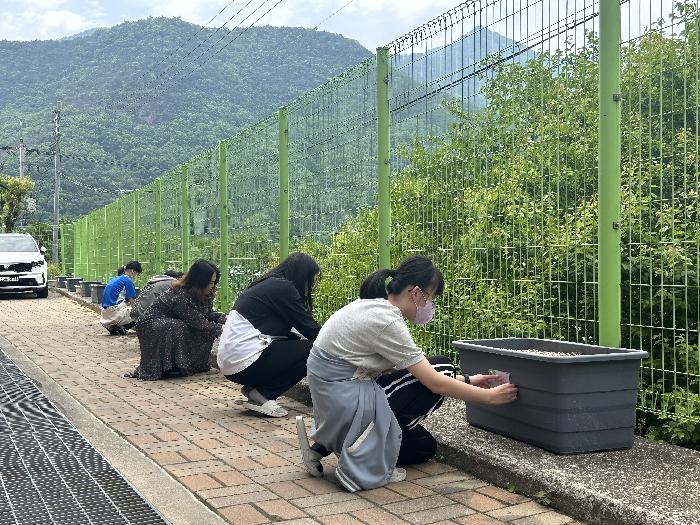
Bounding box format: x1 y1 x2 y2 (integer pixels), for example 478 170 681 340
242 399 288 417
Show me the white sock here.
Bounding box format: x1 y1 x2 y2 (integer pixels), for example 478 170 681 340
246 388 269 406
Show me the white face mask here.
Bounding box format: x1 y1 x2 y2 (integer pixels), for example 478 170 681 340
412 288 435 325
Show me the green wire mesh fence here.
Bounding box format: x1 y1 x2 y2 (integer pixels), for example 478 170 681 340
387 0 601 362
287 57 379 321
225 114 280 300
57 0 700 427
621 0 700 426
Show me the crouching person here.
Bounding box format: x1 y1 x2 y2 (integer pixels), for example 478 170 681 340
126 260 225 380
130 269 184 321
218 253 321 418
295 256 518 491
100 260 142 335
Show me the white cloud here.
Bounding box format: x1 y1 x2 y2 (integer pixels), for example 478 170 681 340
1 0 463 48
0 0 107 41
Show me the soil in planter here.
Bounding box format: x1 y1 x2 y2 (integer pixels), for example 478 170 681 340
521 349 582 357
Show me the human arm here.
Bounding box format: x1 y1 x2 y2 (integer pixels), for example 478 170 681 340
168 293 223 335
274 280 321 340
406 359 518 404
123 276 137 302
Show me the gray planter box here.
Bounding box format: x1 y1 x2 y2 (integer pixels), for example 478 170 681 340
80 281 101 297
90 283 106 305
65 278 82 292
55 276 69 288
454 338 648 454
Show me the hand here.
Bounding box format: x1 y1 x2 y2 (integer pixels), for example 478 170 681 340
486 383 518 405
469 374 499 388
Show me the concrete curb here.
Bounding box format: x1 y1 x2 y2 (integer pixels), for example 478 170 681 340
0 331 227 525
54 285 101 313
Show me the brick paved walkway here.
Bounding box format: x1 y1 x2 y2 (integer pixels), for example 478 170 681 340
0 293 583 525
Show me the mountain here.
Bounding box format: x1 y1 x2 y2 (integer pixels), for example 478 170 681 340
0 17 371 219
392 26 536 107
59 28 105 41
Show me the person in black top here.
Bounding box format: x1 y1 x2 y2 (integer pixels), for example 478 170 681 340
218 253 322 417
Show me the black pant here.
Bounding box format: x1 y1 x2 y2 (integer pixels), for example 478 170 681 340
377 355 455 465
225 339 312 400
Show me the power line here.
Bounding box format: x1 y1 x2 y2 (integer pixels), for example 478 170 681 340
65 0 355 132
116 0 287 115
107 0 260 112
118 0 241 103
61 174 132 195
312 0 356 31
30 147 162 172
117 0 355 115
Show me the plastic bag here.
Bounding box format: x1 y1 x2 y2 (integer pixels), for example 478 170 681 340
487 369 511 387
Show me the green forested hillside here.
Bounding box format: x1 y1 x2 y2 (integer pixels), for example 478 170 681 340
0 18 371 218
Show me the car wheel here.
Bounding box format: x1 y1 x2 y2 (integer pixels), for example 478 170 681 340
36 286 49 299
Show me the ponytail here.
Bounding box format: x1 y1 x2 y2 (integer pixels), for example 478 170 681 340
118 260 143 276
359 256 444 300
359 269 395 299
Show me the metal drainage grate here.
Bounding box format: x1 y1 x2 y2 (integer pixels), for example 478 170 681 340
0 350 169 525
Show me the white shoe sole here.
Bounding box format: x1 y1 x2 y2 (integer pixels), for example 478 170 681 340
241 400 288 417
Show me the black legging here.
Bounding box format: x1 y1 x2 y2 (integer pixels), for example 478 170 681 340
378 355 455 465
311 355 455 466
225 339 312 400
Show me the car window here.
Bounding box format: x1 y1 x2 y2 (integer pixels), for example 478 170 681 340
0 237 38 252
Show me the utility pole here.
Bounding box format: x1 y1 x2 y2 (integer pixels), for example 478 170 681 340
18 136 25 178
52 101 61 264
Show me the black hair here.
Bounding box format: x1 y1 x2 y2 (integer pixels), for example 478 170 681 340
117 260 142 276
359 255 444 300
174 260 220 298
248 252 320 309
164 269 184 279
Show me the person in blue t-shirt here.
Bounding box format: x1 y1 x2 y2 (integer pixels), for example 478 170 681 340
100 260 143 335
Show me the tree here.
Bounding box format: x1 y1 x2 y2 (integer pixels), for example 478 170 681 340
0 174 34 231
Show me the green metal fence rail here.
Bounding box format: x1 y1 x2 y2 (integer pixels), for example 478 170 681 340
58 0 700 427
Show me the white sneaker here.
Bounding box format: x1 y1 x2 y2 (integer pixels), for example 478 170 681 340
388 467 406 483
295 416 323 477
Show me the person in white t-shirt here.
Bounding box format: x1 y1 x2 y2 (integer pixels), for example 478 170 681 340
295 256 518 492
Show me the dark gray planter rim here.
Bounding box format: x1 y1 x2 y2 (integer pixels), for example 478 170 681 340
453 338 648 363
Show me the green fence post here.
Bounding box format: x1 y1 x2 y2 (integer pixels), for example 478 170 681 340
376 47 391 269
155 180 162 273
219 141 231 311
72 222 78 277
104 206 109 281
59 223 66 275
80 215 85 280
279 107 290 260
181 165 190 270
80 217 85 279
77 221 82 278
134 191 140 263
598 1 622 347
117 200 122 267
85 216 89 280
90 216 96 281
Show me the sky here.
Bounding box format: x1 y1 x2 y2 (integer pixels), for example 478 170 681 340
0 0 467 50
